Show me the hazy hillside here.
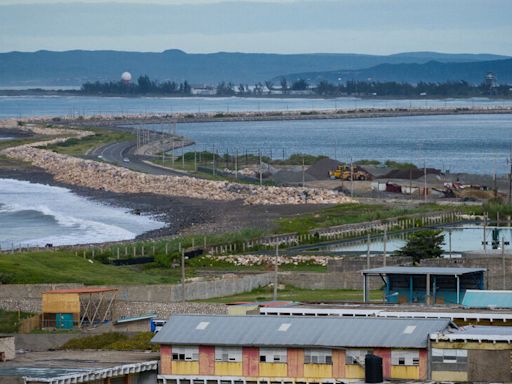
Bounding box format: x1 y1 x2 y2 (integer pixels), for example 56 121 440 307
0 50 508 86
279 58 512 85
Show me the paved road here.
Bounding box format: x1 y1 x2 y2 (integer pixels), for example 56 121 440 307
88 140 185 176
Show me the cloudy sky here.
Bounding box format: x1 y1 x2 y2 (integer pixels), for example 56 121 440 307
0 0 510 55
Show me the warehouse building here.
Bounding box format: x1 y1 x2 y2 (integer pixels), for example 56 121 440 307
260 303 512 326
430 325 512 382
152 314 452 383
362 266 485 305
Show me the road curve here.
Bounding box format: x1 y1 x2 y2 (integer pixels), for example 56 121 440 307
88 140 185 176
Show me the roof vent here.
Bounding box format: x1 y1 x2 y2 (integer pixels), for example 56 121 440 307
196 321 210 330
278 323 291 332
403 325 416 334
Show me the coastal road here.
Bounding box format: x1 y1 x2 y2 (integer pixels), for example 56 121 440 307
88 140 185 176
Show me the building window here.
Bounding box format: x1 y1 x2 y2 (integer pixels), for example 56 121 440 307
391 350 419 366
431 348 467 364
172 346 199 361
215 347 242 362
304 349 333 365
345 349 371 365
259 348 287 363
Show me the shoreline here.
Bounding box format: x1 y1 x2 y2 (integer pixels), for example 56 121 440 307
40 106 512 127
2 89 512 100
0 166 326 245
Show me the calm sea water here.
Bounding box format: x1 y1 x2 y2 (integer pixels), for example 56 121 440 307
319 225 512 253
1 95 512 119
130 113 512 174
0 179 164 249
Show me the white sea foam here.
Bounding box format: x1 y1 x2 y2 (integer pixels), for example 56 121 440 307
0 178 164 248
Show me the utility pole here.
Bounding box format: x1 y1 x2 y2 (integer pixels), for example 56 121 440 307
366 233 371 269
508 146 512 205
259 149 263 186
181 141 185 169
302 154 305 186
502 236 506 290
448 229 452 259
212 145 216 176
424 159 427 202
383 227 387 267
350 157 354 198
493 158 498 199
273 244 279 301
235 149 238 180
181 249 186 303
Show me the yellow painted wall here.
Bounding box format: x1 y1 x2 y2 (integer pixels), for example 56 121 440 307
345 365 364 379
259 363 287 377
227 306 258 316
42 293 80 314
215 362 243 376
390 366 419 380
432 341 512 350
303 364 332 379
171 361 199 375
432 371 468 382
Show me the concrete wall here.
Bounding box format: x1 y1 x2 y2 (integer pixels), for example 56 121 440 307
0 337 15 361
112 273 273 303
280 255 412 291
0 273 269 318
420 253 512 290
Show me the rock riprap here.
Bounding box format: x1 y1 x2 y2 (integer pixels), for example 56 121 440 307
1 122 354 205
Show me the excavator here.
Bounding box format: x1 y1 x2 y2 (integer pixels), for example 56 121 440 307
329 164 369 180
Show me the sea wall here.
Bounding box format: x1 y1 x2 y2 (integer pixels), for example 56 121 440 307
0 120 354 206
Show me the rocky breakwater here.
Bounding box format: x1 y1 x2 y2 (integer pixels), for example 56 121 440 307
1 122 354 205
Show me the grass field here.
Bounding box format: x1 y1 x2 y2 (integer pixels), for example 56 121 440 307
197 286 382 303
0 250 182 284
276 203 466 234
45 128 134 156
60 332 157 351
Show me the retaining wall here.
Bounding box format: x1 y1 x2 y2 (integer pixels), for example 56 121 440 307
0 273 272 315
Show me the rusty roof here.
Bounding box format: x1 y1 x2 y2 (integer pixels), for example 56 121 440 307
42 288 118 295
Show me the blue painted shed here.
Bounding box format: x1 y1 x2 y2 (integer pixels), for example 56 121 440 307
362 266 486 305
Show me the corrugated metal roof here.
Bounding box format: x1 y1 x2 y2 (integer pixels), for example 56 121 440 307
114 314 156 324
432 325 512 342
462 290 512 309
363 266 485 276
151 315 451 349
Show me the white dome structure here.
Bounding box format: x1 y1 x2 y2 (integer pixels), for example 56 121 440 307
121 72 132 82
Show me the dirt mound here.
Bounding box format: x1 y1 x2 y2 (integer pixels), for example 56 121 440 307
382 167 442 180
306 158 342 180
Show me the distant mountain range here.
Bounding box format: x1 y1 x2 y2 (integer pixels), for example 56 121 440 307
0 49 510 87
278 58 512 85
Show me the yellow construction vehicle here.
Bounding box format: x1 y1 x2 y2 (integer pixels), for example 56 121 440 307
329 164 369 180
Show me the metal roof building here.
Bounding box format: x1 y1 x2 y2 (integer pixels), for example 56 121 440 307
362 266 485 305
462 289 512 309
152 314 452 349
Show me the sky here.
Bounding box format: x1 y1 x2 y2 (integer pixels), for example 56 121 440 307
0 0 511 55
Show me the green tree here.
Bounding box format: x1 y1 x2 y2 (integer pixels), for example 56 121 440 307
280 78 288 94
396 229 444 263
291 79 308 91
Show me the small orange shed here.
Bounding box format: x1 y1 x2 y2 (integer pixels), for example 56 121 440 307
41 288 117 329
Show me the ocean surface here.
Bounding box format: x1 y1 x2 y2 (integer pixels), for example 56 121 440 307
130 113 512 175
0 178 164 249
1 95 512 119
318 224 512 253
